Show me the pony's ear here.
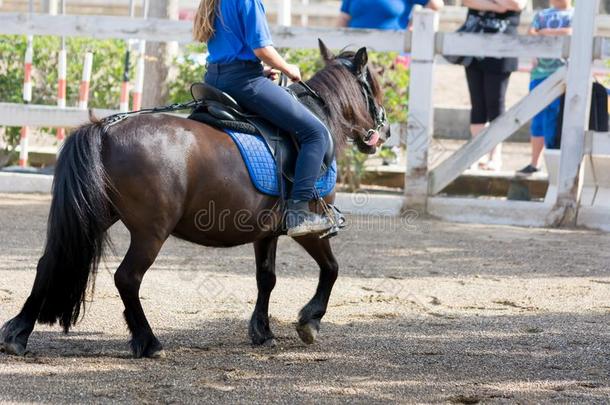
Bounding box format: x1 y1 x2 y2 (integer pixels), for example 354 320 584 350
318 39 335 64
354 47 368 74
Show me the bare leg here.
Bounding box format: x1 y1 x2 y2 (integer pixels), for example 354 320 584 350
294 237 338 344
114 235 165 358
470 123 502 171
488 142 503 171
469 123 488 170
530 136 545 168
249 237 278 346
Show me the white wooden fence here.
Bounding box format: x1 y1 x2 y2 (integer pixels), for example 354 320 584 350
406 1 609 229
1 2 609 229
3 10 609 129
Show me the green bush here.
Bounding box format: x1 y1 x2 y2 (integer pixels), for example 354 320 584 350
0 35 128 108
2 37 409 187
169 43 207 104
0 35 128 158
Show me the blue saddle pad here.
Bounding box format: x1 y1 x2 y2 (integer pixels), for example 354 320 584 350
225 130 336 197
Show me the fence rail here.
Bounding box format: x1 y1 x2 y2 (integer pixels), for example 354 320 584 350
2 7 610 230
0 12 409 51
404 2 607 230
3 12 610 58
0 103 118 128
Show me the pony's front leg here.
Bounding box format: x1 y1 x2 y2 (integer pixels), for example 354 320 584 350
249 236 278 346
294 237 338 344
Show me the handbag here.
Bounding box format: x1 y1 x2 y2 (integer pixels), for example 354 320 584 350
443 12 484 66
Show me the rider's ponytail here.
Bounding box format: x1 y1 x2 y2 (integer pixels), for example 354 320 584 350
193 0 219 42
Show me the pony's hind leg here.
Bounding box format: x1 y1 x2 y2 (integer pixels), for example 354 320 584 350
249 236 278 346
0 255 51 356
294 237 338 345
114 235 166 358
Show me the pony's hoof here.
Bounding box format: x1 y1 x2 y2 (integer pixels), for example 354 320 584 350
262 338 277 348
147 349 166 359
130 335 164 359
296 321 319 345
0 318 31 356
250 334 276 347
0 341 27 357
249 318 275 347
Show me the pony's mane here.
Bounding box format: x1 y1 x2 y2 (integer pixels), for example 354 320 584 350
306 50 384 151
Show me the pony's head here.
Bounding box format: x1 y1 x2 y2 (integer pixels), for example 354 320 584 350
309 40 390 154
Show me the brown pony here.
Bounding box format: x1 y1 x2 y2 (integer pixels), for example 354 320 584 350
0 41 389 358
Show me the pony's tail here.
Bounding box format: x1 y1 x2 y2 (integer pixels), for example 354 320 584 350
37 122 113 333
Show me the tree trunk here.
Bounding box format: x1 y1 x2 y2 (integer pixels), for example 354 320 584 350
42 0 59 14
142 0 179 108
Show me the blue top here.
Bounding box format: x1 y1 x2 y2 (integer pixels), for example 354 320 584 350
530 7 574 80
207 0 273 64
340 0 429 30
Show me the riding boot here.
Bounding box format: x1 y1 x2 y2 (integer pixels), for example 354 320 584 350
285 200 332 237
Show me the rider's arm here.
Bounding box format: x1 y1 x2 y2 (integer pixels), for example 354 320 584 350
242 0 301 82
253 47 301 81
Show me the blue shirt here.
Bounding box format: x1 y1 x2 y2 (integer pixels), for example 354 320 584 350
530 7 574 80
340 0 429 30
207 0 273 64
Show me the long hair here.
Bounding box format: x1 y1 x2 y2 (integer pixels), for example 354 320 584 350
193 0 219 42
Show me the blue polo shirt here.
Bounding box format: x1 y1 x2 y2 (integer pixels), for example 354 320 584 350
207 0 273 64
341 0 429 30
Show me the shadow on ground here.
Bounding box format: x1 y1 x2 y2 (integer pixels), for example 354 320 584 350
1 195 609 403
1 312 608 403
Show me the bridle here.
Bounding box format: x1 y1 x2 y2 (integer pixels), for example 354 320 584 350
291 57 387 145
335 57 388 144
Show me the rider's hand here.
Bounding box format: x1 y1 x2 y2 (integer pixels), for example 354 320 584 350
264 66 279 81
284 64 302 82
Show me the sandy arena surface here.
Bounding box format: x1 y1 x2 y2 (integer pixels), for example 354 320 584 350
0 194 608 404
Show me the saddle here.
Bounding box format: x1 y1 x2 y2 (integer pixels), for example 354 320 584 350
188 83 335 183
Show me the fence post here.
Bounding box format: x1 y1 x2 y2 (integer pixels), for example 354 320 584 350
300 0 309 26
278 0 292 26
403 8 438 213
547 0 599 227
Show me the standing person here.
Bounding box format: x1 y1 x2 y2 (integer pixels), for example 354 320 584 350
338 0 444 165
463 0 526 171
337 0 444 29
194 0 333 237
518 0 574 175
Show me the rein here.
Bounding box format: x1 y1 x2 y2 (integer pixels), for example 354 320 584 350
278 58 386 145
101 56 387 145
335 58 388 143
278 72 326 108
99 100 204 132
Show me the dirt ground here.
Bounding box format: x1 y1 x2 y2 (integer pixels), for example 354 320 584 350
0 194 608 404
433 64 530 109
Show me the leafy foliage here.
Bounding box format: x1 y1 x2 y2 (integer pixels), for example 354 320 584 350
0 35 128 157
1 37 409 187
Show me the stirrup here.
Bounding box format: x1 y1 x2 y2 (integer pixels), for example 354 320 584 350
317 199 346 239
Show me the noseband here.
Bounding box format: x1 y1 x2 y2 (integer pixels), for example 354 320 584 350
336 58 388 144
